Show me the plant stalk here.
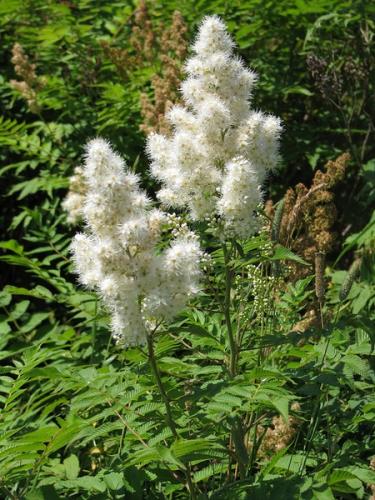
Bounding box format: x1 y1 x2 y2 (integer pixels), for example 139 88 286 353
222 243 237 377
222 243 248 479
146 332 196 499
147 333 179 439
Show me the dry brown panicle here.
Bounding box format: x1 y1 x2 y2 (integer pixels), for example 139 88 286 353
99 42 129 79
291 309 320 333
140 10 188 135
161 10 188 59
10 43 44 113
11 43 38 83
100 0 154 77
130 0 155 63
257 402 301 458
100 2 188 135
272 152 350 280
264 199 275 220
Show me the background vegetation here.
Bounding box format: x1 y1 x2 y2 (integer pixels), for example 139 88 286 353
0 0 374 498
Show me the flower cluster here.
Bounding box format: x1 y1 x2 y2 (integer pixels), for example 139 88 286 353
266 152 350 280
10 43 44 113
140 10 188 135
100 2 188 135
257 403 301 458
71 139 203 345
62 166 86 224
146 15 282 239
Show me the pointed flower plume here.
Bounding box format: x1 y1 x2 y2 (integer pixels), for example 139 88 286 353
71 139 203 345
147 15 282 239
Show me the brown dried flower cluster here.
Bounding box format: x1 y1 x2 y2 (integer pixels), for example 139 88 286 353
100 0 155 77
130 0 155 63
268 152 350 279
257 402 301 458
140 10 188 135
100 1 188 135
99 42 128 80
291 309 319 333
10 43 44 113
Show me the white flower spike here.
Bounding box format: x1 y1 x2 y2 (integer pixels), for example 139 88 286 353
71 138 203 346
147 15 282 238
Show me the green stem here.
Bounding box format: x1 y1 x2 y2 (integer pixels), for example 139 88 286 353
147 333 178 439
146 332 196 499
90 297 98 363
300 307 340 473
222 243 248 479
222 243 237 377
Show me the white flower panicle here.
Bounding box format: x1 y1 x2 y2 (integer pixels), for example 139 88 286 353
62 166 86 224
71 138 203 346
146 15 282 238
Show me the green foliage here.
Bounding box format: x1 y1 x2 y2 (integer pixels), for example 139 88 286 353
0 0 374 498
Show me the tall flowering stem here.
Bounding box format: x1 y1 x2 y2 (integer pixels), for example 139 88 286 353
146 330 197 498
146 330 179 440
70 14 283 489
70 139 202 496
146 15 282 480
222 242 237 377
222 244 249 479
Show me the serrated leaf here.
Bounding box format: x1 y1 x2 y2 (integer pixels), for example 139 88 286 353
270 245 309 266
103 472 124 491
64 455 80 480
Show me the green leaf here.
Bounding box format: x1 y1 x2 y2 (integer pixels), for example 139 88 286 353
103 472 124 491
9 300 30 321
270 245 310 266
20 312 50 333
274 453 317 473
61 476 106 493
64 455 80 480
342 354 370 378
24 486 60 500
126 445 184 469
270 397 290 422
346 466 375 484
4 285 53 301
328 469 358 485
171 439 225 462
284 86 314 96
0 290 11 307
193 463 227 483
0 239 24 255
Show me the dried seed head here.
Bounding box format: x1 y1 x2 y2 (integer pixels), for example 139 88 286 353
140 10 188 134
269 153 350 281
271 198 285 243
315 252 326 302
292 309 319 333
257 403 301 458
10 43 44 112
